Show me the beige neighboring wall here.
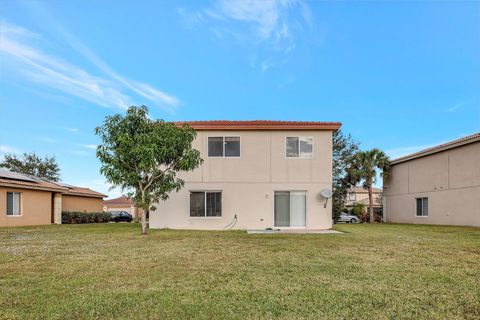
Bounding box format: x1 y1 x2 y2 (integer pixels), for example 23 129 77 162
0 187 52 227
104 204 133 213
62 195 103 212
150 130 334 230
384 140 480 227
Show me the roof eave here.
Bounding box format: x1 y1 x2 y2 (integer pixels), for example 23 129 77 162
177 124 342 131
173 120 342 131
391 134 480 165
0 182 67 193
64 192 106 198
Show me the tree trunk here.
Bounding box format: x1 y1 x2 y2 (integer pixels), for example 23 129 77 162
141 210 148 235
368 185 374 223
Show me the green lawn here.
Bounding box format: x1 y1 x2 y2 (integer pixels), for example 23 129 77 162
0 223 479 320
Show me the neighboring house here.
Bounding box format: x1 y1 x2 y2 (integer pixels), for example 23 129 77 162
150 120 341 230
384 133 480 227
103 196 142 218
345 186 382 213
0 170 106 227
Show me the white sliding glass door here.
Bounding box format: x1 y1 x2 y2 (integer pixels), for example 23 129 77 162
274 191 306 228
274 192 290 227
290 192 306 227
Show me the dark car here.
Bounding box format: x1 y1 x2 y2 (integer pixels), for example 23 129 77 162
110 211 133 223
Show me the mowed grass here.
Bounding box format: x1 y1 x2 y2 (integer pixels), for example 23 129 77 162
0 223 479 320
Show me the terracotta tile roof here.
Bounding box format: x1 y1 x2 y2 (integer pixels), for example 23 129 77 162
175 120 342 131
0 170 106 198
357 197 382 206
391 132 480 165
348 186 382 194
103 196 134 205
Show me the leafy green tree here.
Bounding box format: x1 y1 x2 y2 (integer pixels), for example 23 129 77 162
347 149 390 223
95 106 203 234
332 130 360 221
0 152 60 181
350 203 366 217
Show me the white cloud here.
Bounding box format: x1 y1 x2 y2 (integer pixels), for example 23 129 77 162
210 0 308 42
0 145 21 162
179 0 313 70
38 137 55 143
1 23 40 39
0 21 180 112
87 178 124 199
385 134 471 159
385 144 436 160
446 98 474 112
66 128 80 133
81 144 97 150
215 0 284 40
69 150 89 156
51 23 180 111
0 144 20 154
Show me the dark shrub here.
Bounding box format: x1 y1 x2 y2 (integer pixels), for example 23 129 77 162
62 211 111 224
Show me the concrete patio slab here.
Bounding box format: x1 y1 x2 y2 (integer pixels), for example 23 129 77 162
246 229 342 234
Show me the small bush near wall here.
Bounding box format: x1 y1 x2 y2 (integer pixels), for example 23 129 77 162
62 211 111 224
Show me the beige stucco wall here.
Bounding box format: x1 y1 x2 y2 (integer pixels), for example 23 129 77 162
150 130 334 230
62 195 103 213
384 142 480 227
345 192 381 208
0 187 52 227
349 192 370 204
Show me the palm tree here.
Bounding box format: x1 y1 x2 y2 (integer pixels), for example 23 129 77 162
348 149 390 223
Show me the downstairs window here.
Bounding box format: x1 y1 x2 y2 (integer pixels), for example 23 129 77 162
190 191 222 217
6 192 21 216
416 198 428 217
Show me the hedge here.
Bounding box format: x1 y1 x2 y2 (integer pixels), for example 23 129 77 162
62 211 111 224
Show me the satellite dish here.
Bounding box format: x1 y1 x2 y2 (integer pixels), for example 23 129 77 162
320 188 333 199
320 189 332 208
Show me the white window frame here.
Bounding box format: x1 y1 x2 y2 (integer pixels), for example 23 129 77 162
6 192 22 216
415 197 428 217
189 191 223 218
348 193 356 201
285 136 314 158
207 136 241 158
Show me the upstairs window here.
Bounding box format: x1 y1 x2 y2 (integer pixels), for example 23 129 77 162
348 193 356 201
6 192 21 216
286 137 313 158
416 198 428 217
190 191 222 217
208 137 240 157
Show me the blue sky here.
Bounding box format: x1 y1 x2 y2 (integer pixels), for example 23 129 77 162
1 0 479 197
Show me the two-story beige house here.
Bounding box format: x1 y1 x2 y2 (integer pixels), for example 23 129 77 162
345 186 382 212
383 133 480 227
150 120 341 230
